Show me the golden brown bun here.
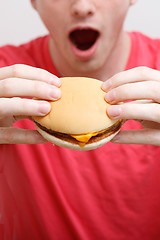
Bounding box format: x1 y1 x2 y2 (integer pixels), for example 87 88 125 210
33 77 122 150
33 77 118 134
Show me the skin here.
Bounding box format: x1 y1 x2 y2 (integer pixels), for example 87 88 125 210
102 67 160 146
1 0 160 146
0 65 61 144
31 0 133 80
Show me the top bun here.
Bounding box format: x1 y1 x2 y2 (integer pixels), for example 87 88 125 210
33 77 117 134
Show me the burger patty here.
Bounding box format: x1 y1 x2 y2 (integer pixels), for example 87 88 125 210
35 120 123 145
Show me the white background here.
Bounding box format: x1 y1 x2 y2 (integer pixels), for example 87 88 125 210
0 0 159 46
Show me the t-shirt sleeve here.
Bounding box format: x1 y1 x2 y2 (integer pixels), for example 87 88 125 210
0 44 36 68
0 48 10 67
155 40 160 70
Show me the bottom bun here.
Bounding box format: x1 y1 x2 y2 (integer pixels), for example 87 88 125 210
35 125 120 151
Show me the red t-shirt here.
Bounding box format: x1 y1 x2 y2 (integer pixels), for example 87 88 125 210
0 32 160 240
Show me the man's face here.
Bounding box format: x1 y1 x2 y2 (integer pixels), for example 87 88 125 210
32 0 133 75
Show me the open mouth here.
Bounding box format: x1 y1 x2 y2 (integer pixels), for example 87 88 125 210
69 29 100 51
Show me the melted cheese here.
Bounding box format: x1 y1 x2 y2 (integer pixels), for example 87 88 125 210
70 119 122 147
71 129 106 147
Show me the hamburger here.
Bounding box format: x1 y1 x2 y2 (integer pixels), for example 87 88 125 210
33 77 123 151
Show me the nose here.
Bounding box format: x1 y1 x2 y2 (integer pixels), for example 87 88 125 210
71 0 95 18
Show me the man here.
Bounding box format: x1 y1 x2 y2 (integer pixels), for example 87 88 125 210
0 0 160 239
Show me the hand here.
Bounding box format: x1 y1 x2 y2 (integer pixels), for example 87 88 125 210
0 64 61 144
102 67 160 146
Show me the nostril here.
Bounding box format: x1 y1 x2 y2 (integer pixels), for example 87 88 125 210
88 10 94 16
72 9 93 17
73 10 79 17
71 2 95 18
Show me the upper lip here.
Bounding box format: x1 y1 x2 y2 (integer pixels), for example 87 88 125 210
68 25 100 37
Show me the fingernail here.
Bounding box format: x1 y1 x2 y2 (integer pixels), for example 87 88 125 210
50 76 61 87
50 87 61 100
38 102 51 115
102 80 112 91
105 90 116 103
107 105 121 119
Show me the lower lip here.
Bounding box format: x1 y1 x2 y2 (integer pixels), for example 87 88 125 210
69 37 100 60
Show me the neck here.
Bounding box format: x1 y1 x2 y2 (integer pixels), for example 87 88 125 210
98 31 131 81
49 31 131 81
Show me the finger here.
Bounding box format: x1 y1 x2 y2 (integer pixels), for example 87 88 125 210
107 102 160 123
102 67 160 91
0 128 48 144
126 99 155 104
0 64 61 87
104 81 160 104
111 129 160 146
137 120 160 129
0 78 61 100
0 98 51 118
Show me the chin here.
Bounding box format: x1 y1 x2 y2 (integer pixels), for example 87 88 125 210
70 55 105 75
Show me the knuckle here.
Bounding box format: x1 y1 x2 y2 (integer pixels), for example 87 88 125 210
20 99 38 115
20 99 32 113
0 107 5 116
150 104 160 122
39 70 50 81
1 128 14 143
0 99 8 115
33 81 48 97
154 105 160 121
7 130 16 143
33 81 42 95
24 130 33 143
137 66 150 79
116 85 127 97
151 83 160 98
112 72 121 84
147 81 160 101
0 79 12 96
11 64 22 77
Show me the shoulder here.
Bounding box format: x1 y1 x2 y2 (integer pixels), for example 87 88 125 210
129 31 160 48
0 35 50 68
127 32 160 70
